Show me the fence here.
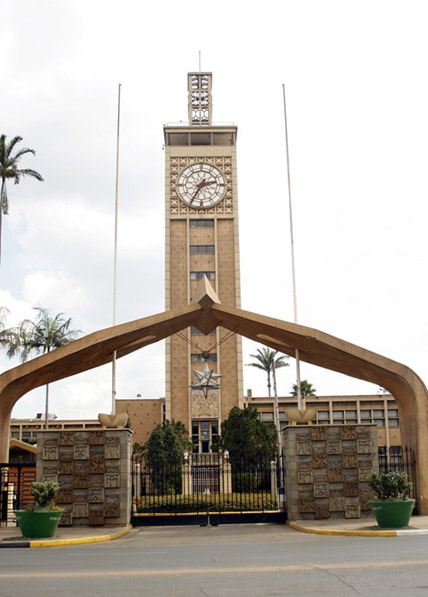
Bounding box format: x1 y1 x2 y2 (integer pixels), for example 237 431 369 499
132 453 284 525
378 446 417 508
0 463 36 526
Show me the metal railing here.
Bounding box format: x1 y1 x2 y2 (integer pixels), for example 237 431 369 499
0 463 36 526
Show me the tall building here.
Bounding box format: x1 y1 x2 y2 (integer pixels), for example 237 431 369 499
164 72 243 452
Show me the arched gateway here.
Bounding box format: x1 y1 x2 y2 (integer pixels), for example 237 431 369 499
1 278 428 512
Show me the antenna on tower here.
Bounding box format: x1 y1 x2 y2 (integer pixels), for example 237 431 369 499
199 50 202 72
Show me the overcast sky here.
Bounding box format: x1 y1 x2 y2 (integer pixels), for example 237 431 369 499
2 0 428 420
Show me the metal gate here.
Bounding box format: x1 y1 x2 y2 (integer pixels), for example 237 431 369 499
0 463 36 526
131 453 286 526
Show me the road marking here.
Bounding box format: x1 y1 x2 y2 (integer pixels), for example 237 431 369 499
2 560 428 579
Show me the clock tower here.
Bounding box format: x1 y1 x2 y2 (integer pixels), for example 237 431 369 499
164 72 243 453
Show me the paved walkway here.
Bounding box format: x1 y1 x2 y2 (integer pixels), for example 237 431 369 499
289 514 428 536
0 523 130 548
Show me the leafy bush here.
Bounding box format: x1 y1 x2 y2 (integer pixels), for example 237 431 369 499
134 493 277 513
367 471 413 500
30 480 61 509
232 472 259 493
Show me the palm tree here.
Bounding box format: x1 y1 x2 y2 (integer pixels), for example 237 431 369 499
291 380 316 398
246 347 289 397
0 135 44 264
5 307 81 429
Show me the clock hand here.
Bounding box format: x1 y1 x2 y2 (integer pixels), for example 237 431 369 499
189 179 215 204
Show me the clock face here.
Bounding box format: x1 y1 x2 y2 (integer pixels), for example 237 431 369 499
177 163 226 208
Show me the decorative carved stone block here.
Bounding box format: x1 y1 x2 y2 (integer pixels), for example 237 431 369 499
311 427 326 441
72 502 89 518
59 431 75 446
105 444 121 460
105 435 120 445
43 464 58 476
345 504 361 518
43 439 58 447
314 503 330 520
343 455 358 469
342 442 357 455
57 486 74 504
296 442 312 456
73 474 89 489
360 489 373 511
328 466 343 483
90 475 105 488
344 480 359 497
298 493 315 513
90 454 105 474
312 442 327 455
343 470 358 482
341 426 357 440
105 473 120 488
59 451 73 461
312 454 327 469
43 446 58 460
43 475 58 482
357 440 372 454
329 496 345 512
89 508 105 526
74 445 89 460
74 461 89 474
356 430 370 439
327 441 341 454
105 495 120 517
314 483 329 498
105 465 120 474
313 471 328 483
297 469 313 484
358 468 373 482
58 460 74 475
296 432 311 442
74 432 89 445
58 506 73 526
90 431 105 445
89 488 104 503
326 428 341 440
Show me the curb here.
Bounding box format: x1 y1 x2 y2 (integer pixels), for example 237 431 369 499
289 521 428 537
0 525 130 549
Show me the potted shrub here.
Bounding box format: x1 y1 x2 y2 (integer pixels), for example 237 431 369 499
15 480 63 539
367 471 415 528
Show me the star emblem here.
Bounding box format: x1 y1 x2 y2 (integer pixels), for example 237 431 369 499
190 360 222 397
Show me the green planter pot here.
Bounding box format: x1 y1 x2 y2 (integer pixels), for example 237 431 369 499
369 499 415 529
15 510 63 539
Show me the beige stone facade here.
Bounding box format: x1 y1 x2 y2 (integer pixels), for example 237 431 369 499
164 72 243 446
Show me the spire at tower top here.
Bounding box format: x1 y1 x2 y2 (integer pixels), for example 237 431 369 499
188 72 212 126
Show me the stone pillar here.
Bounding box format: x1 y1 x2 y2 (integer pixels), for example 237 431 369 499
284 425 378 522
37 429 132 527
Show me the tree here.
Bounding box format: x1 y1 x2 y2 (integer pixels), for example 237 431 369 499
246 347 289 397
291 380 316 398
4 307 81 429
215 406 277 465
0 135 44 264
143 420 192 468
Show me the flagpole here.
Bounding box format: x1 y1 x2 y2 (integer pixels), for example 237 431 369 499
112 83 121 415
282 84 303 411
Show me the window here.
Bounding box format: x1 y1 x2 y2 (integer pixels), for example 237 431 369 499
373 409 385 427
344 410 357 424
190 245 215 254
190 271 215 280
388 408 399 427
333 410 344 424
360 409 372 424
190 219 214 228
316 410 330 424
261 412 274 422
190 326 216 335
192 420 218 453
191 353 217 362
279 411 286 421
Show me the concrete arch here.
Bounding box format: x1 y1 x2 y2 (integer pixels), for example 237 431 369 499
1 283 427 511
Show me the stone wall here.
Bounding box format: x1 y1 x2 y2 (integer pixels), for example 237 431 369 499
284 425 378 521
36 429 132 526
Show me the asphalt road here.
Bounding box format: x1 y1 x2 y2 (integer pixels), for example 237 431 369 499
2 524 428 596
